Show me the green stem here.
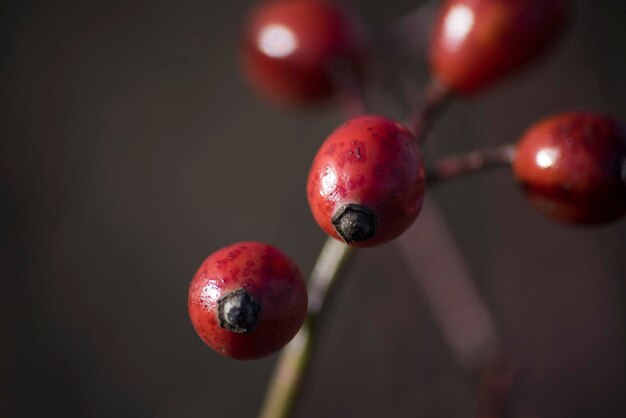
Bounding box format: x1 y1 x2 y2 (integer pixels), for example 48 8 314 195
258 238 354 418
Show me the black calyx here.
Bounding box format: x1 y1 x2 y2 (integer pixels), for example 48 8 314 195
331 203 377 244
217 288 261 333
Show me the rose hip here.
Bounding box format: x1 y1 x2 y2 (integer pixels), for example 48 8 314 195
188 242 308 360
307 115 426 247
513 112 626 225
430 0 570 94
241 0 366 106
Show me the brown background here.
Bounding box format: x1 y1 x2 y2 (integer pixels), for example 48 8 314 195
1 0 624 417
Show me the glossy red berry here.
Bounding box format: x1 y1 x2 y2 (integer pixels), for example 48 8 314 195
513 112 626 225
430 0 570 95
241 0 366 106
188 242 307 360
307 115 426 247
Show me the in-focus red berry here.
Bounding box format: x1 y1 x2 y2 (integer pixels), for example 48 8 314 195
188 242 307 360
513 112 626 225
241 0 366 106
307 115 426 247
430 0 570 95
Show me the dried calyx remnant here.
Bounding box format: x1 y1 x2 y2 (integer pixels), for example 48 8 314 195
331 203 377 243
217 288 261 333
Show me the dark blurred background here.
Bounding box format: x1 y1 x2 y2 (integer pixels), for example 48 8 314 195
1 0 624 417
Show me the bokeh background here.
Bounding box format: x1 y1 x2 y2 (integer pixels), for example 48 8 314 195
1 0 624 417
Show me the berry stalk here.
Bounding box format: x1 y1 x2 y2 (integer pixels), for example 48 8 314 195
407 78 452 142
258 238 354 418
427 144 516 184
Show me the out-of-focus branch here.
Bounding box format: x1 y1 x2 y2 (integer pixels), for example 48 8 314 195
397 198 501 371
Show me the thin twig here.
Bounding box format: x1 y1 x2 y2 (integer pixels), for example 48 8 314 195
427 144 516 185
258 238 354 418
407 78 452 142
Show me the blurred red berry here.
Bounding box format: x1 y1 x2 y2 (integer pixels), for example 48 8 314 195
307 115 426 247
430 0 570 94
188 242 307 360
513 112 626 225
240 0 367 106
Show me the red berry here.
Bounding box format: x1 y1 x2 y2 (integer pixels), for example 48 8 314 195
188 242 307 360
430 0 570 94
513 112 626 225
307 115 426 247
241 0 366 106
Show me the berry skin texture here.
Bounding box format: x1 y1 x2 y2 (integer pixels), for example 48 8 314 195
188 242 307 360
513 112 626 225
430 0 570 95
241 0 366 106
307 115 426 247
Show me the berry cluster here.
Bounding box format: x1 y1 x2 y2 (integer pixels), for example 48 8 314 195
187 0 625 414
